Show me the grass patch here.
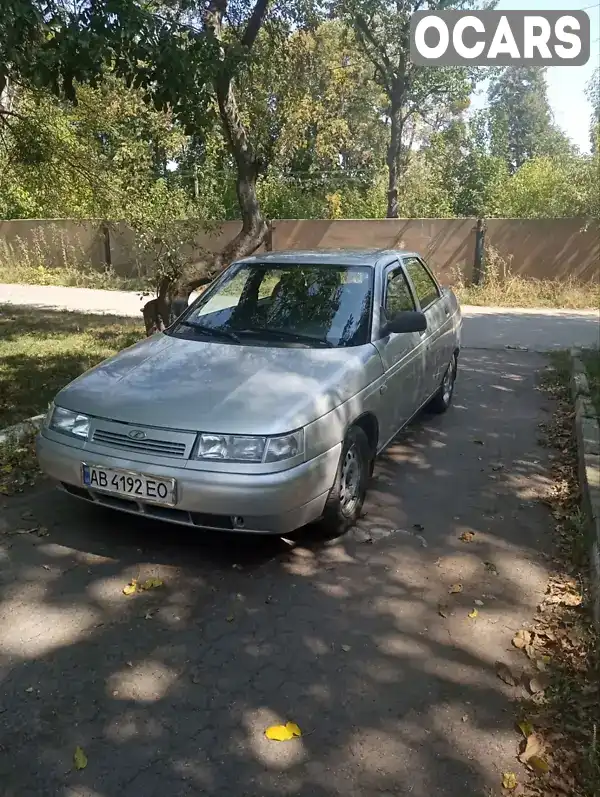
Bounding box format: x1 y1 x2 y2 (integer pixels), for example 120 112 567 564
0 428 40 496
0 304 144 429
519 354 600 797
453 247 599 310
0 260 144 291
581 348 600 417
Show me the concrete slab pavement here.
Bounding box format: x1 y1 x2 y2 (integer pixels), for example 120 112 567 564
0 349 556 796
1 282 598 351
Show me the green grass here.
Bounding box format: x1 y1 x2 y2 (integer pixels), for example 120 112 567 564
0 305 144 429
0 261 145 291
581 348 600 417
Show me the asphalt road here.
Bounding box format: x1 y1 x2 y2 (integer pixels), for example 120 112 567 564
0 349 556 796
1 282 599 351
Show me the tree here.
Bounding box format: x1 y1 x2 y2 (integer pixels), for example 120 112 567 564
3 1 319 332
585 67 599 153
486 66 572 173
335 0 479 218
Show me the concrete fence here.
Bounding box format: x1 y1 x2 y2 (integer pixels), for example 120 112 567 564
0 217 598 284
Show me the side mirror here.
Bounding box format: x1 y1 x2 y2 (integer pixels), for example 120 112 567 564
382 310 427 336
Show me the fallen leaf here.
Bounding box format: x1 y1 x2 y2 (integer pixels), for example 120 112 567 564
529 675 550 694
36 526 49 537
528 755 549 774
341 644 351 652
459 531 475 543
461 714 468 722
123 582 137 596
226 615 234 622
468 608 479 619
42 564 50 571
496 662 519 686
139 577 163 590
474 599 484 606
517 720 534 738
265 722 302 741
438 602 449 618
512 629 532 649
484 561 499 575
518 733 544 764
73 746 88 770
144 610 155 620
502 772 517 790
25 686 34 693
524 644 537 660
449 583 463 594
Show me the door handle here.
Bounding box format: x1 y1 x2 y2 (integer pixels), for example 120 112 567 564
380 383 388 394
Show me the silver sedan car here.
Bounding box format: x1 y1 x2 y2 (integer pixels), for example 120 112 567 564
37 249 462 536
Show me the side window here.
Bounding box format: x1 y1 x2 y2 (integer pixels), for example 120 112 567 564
385 268 415 317
404 257 440 309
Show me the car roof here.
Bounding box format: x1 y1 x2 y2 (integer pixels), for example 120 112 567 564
236 249 420 268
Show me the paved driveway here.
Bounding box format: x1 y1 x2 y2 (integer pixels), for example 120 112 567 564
2 282 599 351
0 349 555 797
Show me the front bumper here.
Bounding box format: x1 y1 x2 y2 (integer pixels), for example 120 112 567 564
36 432 341 535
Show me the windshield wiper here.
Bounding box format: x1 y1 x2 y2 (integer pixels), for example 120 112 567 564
180 321 240 343
235 326 333 348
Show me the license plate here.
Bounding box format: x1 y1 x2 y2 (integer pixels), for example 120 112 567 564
82 464 176 506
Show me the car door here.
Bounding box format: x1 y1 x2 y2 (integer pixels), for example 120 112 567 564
373 262 425 445
403 256 450 400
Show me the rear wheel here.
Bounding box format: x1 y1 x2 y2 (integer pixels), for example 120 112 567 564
428 353 457 414
318 425 370 537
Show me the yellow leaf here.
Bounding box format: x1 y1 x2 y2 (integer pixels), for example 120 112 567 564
512 629 532 649
468 608 479 619
265 722 302 741
459 531 475 543
73 746 88 770
529 755 549 774
122 582 137 595
502 772 517 790
518 732 544 764
139 577 163 590
517 720 534 738
449 583 463 594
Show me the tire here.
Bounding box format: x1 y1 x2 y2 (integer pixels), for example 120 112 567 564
428 353 457 414
318 425 371 537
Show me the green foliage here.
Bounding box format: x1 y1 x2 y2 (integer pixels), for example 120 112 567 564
486 67 572 173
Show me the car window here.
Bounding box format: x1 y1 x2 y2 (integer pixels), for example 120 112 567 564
176 264 374 348
385 268 415 317
404 257 440 309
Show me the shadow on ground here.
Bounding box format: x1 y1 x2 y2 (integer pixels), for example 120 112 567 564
0 350 556 797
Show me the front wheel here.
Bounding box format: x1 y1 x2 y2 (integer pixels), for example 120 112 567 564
428 353 457 414
318 426 371 537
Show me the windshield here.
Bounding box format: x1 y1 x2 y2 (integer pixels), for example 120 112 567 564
174 263 374 348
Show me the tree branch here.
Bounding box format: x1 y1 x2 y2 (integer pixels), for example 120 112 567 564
354 14 393 93
241 0 271 50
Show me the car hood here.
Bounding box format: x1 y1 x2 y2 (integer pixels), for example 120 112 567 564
56 333 381 435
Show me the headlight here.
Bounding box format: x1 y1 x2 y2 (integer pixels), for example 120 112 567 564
265 430 304 462
196 433 266 462
49 406 91 439
194 429 304 463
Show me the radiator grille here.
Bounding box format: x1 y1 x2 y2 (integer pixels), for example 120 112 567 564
92 429 187 458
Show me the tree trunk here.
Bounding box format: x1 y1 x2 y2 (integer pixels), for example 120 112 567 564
142 0 270 335
386 103 403 219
